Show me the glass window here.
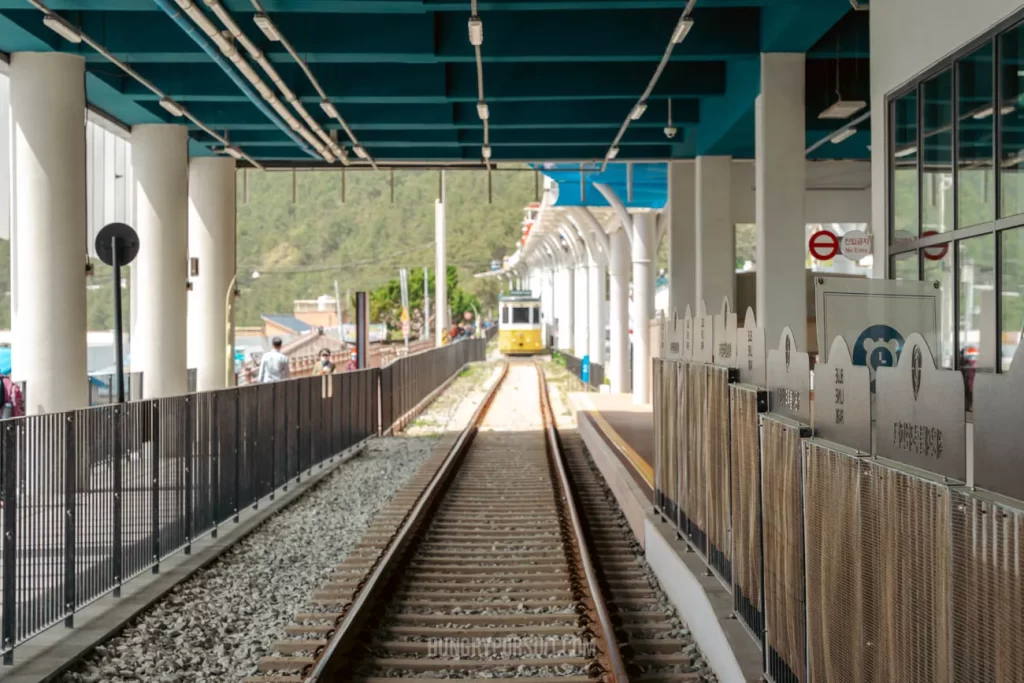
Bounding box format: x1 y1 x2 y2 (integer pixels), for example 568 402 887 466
893 90 920 241
922 69 954 234
501 306 509 324
533 307 540 324
892 251 919 280
512 307 530 324
957 42 995 228
958 235 995 411
1000 21 1024 217
999 227 1024 371
923 243 955 368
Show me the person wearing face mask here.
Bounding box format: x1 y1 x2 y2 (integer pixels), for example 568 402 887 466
317 348 336 375
346 349 358 371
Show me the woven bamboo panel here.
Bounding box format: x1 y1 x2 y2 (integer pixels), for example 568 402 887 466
706 365 732 585
675 361 689 532
951 490 1024 683
685 362 707 555
660 360 680 522
804 442 873 683
862 462 950 683
761 417 806 683
653 359 665 512
730 384 764 642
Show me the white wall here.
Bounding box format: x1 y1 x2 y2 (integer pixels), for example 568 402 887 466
870 0 1024 276
731 159 871 224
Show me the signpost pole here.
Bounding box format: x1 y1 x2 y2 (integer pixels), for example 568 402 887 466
112 236 126 404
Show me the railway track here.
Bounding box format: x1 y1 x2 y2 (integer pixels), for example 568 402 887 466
245 361 710 683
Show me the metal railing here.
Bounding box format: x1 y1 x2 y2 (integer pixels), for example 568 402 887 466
0 341 484 662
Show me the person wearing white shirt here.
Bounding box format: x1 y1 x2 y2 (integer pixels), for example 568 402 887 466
258 337 291 383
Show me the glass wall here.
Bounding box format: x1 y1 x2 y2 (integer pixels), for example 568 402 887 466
889 16 1024 408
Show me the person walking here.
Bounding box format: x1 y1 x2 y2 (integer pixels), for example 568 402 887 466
346 348 358 371
258 337 291 383
1 375 24 418
317 348 336 375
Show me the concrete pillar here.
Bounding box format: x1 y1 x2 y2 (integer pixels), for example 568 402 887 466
696 156 735 307
546 264 557 347
435 174 447 346
667 162 695 319
574 263 588 357
133 124 189 399
632 213 655 404
558 265 575 351
9 53 88 414
588 260 606 365
756 53 807 346
608 229 630 393
187 157 236 391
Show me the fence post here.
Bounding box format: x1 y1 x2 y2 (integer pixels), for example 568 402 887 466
112 405 123 598
270 383 276 501
250 386 258 511
211 392 220 538
2 421 16 663
234 390 240 523
151 402 161 571
64 413 76 627
184 396 193 555
295 383 302 484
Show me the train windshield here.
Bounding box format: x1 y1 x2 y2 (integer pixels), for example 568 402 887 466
511 307 531 324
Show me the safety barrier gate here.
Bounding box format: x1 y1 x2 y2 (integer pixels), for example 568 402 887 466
652 301 1024 683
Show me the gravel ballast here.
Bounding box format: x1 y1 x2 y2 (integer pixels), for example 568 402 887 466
60 363 497 683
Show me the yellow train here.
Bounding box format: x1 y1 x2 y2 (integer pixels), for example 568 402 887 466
498 291 546 355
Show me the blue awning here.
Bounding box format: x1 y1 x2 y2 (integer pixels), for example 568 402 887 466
535 162 667 210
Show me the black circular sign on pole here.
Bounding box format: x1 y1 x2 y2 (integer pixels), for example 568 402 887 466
95 222 140 267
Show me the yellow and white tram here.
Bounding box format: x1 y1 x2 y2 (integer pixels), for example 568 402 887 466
498 291 546 355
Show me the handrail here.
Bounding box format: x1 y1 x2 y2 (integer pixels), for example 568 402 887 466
536 362 629 682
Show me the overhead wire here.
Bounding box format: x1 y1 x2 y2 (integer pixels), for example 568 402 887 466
26 0 265 169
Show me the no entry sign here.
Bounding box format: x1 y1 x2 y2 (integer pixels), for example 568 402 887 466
922 230 949 261
809 229 840 261
840 230 872 262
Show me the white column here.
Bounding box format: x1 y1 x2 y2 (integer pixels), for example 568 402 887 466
435 181 447 346
608 229 630 393
588 259 606 365
133 125 189 399
546 265 556 347
696 156 735 307
187 157 236 391
574 263 589 357
10 53 88 414
667 162 695 318
558 265 575 351
632 213 655 404
756 53 807 346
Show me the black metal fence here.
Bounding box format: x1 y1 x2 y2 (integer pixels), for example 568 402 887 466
560 351 605 390
0 340 483 662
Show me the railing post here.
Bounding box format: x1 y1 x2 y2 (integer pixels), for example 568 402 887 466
2 421 16 663
184 396 193 555
251 386 258 511
112 405 123 598
152 402 160 572
211 392 220 538
295 383 302 484
64 413 76 627
234 390 240 523
269 383 276 501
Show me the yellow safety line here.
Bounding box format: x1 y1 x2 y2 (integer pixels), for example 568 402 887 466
577 395 654 486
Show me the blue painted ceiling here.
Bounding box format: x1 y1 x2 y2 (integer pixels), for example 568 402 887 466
0 0 870 164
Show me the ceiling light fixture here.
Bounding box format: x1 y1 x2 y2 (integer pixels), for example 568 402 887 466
973 106 995 119
224 146 243 160
1002 104 1017 115
159 97 184 117
482 145 492 160
477 102 490 120
630 102 647 120
607 146 620 159
819 100 867 119
253 13 280 41
319 100 339 119
895 145 917 158
671 18 694 44
353 145 369 160
468 16 483 46
830 127 856 144
43 14 82 44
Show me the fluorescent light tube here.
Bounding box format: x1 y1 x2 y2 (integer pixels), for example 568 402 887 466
973 106 994 119
43 15 82 44
253 13 280 41
830 128 856 144
630 102 647 120
482 145 492 160
159 98 184 117
607 146 620 159
895 146 917 158
353 145 369 160
818 100 867 120
319 100 338 118
477 102 490 120
671 18 694 44
224 146 243 160
468 17 483 46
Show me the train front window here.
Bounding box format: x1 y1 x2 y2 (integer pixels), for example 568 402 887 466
533 308 540 324
512 307 531 324
501 307 509 324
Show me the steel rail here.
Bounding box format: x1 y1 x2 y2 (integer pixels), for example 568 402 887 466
535 363 630 682
304 360 510 682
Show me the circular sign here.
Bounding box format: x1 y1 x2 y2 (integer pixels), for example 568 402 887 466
921 230 949 261
808 229 840 261
94 222 140 267
839 230 872 262
893 229 916 248
852 324 905 392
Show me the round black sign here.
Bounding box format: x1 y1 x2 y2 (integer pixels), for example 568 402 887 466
95 223 140 267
